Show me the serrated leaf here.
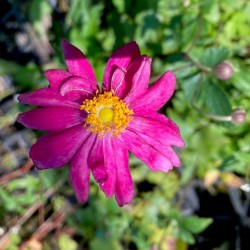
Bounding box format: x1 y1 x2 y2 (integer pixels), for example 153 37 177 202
182 74 201 102
204 81 231 116
201 47 230 68
182 216 213 234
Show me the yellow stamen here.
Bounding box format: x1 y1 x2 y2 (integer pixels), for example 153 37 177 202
80 91 133 136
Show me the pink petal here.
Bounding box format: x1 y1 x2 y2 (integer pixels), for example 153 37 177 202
130 130 181 167
30 125 88 169
60 76 96 95
100 136 116 197
70 134 96 203
112 56 151 99
17 107 84 131
113 138 134 206
124 56 152 101
61 40 97 85
139 112 181 134
44 69 72 91
128 115 184 147
130 71 176 112
88 136 107 183
120 130 173 172
111 67 126 95
18 88 79 109
59 76 96 103
103 41 140 91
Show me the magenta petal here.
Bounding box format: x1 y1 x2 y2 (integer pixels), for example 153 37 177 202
103 41 140 91
17 107 84 131
44 69 72 91
113 138 134 206
88 136 107 183
111 67 126 96
70 134 96 203
61 40 97 85
130 71 176 112
124 56 152 102
140 112 181 134
59 76 95 102
120 130 173 172
131 131 181 167
30 125 88 169
100 137 116 197
18 88 79 108
128 115 184 147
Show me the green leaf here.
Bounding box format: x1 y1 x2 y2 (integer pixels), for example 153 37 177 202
0 189 23 213
231 68 250 97
7 176 39 192
136 10 161 44
200 47 230 68
178 229 195 244
81 4 104 37
182 74 201 102
112 0 125 13
0 60 43 89
167 209 181 220
204 81 231 116
182 19 198 51
6 233 21 250
58 234 77 250
39 169 58 189
162 37 179 55
203 0 220 24
66 0 88 25
90 238 123 250
182 216 213 234
29 0 52 23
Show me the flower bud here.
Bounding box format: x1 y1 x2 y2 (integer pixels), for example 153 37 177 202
231 108 246 124
214 61 234 80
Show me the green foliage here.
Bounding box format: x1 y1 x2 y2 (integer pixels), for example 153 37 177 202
200 47 230 68
90 238 123 250
181 216 213 234
58 234 78 250
1 0 250 249
204 80 231 116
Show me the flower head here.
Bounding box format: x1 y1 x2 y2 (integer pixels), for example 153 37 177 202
17 40 184 206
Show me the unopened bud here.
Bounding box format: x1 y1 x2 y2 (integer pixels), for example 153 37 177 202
231 108 246 124
214 61 234 80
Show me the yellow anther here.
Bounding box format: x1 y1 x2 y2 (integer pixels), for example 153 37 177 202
80 91 133 136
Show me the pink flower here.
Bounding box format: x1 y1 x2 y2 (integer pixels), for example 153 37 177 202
17 40 184 206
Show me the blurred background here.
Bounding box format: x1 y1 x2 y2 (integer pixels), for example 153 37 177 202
0 0 250 249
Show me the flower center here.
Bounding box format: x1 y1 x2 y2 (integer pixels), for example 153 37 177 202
80 91 133 136
99 107 114 123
